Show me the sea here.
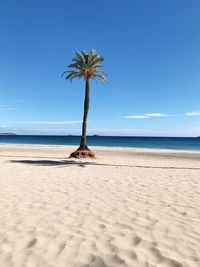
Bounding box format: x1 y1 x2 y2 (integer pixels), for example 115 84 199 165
0 135 200 151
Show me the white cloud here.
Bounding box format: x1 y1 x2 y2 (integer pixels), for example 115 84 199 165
27 121 83 125
124 113 169 119
185 112 200 116
87 128 152 136
182 126 200 136
144 113 168 117
0 105 21 111
124 115 148 119
88 128 151 132
185 126 200 131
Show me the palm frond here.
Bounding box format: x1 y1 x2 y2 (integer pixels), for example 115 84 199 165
62 50 108 82
68 74 82 82
68 63 81 69
61 70 68 78
95 70 108 76
93 74 108 83
62 71 80 81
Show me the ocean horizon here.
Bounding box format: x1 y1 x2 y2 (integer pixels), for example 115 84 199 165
0 135 200 151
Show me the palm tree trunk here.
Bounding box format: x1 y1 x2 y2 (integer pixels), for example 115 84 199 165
70 77 95 158
79 78 90 150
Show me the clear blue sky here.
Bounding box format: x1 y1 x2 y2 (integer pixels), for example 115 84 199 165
0 0 200 136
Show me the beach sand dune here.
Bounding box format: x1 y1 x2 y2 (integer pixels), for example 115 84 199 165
0 145 199 267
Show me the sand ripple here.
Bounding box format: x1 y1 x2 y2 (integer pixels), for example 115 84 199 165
0 146 199 266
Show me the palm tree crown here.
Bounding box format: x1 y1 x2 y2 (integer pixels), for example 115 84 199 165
62 50 108 82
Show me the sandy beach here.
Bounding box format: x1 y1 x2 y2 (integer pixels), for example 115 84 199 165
0 144 200 267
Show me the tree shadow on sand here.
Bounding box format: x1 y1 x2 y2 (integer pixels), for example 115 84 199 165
9 159 200 170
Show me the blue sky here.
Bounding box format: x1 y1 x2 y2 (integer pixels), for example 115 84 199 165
0 0 200 136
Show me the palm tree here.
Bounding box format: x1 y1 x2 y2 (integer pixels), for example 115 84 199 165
62 50 108 158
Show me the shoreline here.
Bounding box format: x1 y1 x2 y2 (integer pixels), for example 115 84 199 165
1 142 200 153
1 143 200 160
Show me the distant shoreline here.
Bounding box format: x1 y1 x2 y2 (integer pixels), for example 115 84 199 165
0 134 199 138
0 133 17 136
